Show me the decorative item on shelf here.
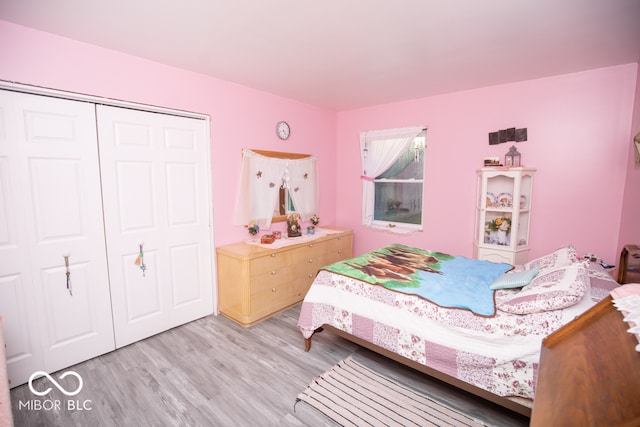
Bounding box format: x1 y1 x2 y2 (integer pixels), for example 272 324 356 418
496 192 513 207
520 195 528 209
484 157 501 167
504 145 521 167
247 223 259 236
260 234 275 244
273 231 281 239
486 192 496 207
287 212 302 237
310 214 320 226
307 225 315 235
485 217 511 246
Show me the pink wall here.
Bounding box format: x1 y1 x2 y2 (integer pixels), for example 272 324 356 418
337 65 638 265
0 20 338 247
2 20 637 266
618 65 640 253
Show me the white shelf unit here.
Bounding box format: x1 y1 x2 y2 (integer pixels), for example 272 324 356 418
474 167 536 265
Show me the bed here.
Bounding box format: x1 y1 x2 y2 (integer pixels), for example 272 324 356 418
297 244 619 417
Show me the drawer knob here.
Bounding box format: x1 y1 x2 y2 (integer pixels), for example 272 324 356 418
270 270 276 275
308 259 313 263
270 253 276 258
338 250 343 254
308 244 313 248
271 287 277 292
308 273 313 278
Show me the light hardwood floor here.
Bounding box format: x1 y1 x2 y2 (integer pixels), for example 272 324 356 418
9 305 528 426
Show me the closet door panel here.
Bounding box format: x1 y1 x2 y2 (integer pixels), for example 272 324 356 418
115 161 156 231
0 98 43 387
28 158 84 240
39 262 102 345
170 243 201 307
0 274 41 387
121 249 162 322
19 93 115 375
98 106 213 348
0 90 115 385
161 118 213 325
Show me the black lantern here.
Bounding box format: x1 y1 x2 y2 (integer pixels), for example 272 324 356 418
504 145 521 167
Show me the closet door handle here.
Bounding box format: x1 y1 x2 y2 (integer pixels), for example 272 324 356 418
64 254 72 296
134 243 147 277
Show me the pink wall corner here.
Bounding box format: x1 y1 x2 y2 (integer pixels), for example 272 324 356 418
337 65 638 265
617 63 640 255
0 20 338 248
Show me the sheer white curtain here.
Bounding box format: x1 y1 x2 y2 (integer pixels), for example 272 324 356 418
287 157 318 222
233 149 318 229
360 126 425 227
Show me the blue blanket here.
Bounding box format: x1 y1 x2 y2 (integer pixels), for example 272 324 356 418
322 244 511 316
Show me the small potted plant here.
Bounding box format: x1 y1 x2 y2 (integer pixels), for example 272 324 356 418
310 214 320 226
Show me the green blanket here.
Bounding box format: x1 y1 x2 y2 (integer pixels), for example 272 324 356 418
322 244 512 316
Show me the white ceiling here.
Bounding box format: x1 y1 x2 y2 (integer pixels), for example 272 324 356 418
1 0 639 111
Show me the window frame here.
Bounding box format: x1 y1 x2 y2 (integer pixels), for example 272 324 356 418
363 130 426 233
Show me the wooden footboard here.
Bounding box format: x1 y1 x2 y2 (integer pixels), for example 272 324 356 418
304 325 532 418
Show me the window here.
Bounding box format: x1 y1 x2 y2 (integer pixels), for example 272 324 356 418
373 134 424 226
360 127 426 232
273 187 296 218
233 149 318 228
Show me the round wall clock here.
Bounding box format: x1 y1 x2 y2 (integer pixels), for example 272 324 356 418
276 121 290 140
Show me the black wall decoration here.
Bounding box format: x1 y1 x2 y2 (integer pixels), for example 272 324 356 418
489 127 527 145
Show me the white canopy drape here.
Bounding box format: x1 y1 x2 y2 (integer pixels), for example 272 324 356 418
233 149 318 229
360 126 425 228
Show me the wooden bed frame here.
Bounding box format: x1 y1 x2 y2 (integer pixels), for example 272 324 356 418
531 296 640 426
304 325 532 417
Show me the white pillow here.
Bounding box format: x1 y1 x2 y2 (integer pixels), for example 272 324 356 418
497 262 588 314
490 266 540 290
522 244 578 273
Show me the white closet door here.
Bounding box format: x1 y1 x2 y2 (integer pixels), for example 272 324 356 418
0 90 115 386
0 91 42 387
97 105 213 348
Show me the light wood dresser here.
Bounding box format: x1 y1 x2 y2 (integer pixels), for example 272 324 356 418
216 227 353 327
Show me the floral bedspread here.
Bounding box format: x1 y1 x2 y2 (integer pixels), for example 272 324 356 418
297 262 618 400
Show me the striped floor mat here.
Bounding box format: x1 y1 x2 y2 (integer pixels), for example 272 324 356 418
296 356 485 427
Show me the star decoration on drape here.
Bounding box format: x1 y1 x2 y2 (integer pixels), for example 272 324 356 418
256 171 262 178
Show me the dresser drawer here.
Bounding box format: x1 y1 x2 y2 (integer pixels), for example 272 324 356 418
249 251 291 275
294 240 329 259
326 234 352 253
250 282 297 319
251 266 296 294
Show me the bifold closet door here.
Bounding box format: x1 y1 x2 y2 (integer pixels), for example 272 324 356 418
0 90 115 386
96 105 214 348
